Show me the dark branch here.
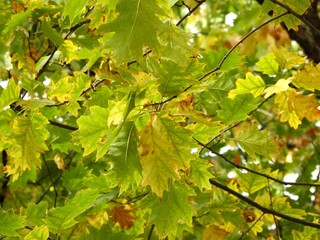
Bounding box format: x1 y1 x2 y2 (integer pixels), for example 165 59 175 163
0 150 9 207
176 0 206 27
209 178 320 229
195 139 320 187
48 120 78 131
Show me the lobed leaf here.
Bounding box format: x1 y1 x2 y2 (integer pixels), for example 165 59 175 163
46 189 100 234
218 93 262 125
228 72 265 99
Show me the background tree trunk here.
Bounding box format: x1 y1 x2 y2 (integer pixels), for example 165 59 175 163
257 0 320 63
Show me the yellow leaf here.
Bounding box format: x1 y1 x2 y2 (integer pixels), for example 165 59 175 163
273 48 305 70
264 78 291 98
53 153 67 170
293 62 320 91
139 121 183 197
86 211 109 229
229 72 265 99
275 88 320 129
202 225 228 240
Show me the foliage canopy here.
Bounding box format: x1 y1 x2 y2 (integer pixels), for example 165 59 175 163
0 0 320 239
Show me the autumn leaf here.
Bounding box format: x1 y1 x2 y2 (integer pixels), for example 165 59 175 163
110 205 137 229
292 62 320 91
263 78 291 98
228 72 265 99
202 225 228 240
139 124 181 197
275 88 320 128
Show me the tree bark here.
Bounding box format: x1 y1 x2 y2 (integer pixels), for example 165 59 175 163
256 0 320 63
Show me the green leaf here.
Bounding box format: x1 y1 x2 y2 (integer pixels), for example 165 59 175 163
2 9 32 36
100 0 167 63
146 183 195 238
228 72 265 99
46 189 100 234
25 202 48 227
189 159 212 190
24 225 49 240
6 111 48 177
108 121 142 193
232 122 278 158
63 0 88 26
0 210 24 236
73 106 110 156
42 19 64 47
217 94 262 125
256 53 279 75
0 79 20 109
238 172 268 195
149 59 196 97
220 50 245 71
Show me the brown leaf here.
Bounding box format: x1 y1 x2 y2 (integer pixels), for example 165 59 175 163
109 205 137 229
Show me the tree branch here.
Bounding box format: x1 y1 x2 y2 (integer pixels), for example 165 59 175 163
127 0 206 66
48 120 78 131
195 138 320 187
176 0 206 27
151 12 288 107
0 150 9 207
271 0 320 37
209 178 320 229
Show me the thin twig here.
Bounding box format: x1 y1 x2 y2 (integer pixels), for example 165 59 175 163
209 178 320 229
176 0 206 27
152 12 289 107
127 0 206 66
200 95 274 154
197 142 320 187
